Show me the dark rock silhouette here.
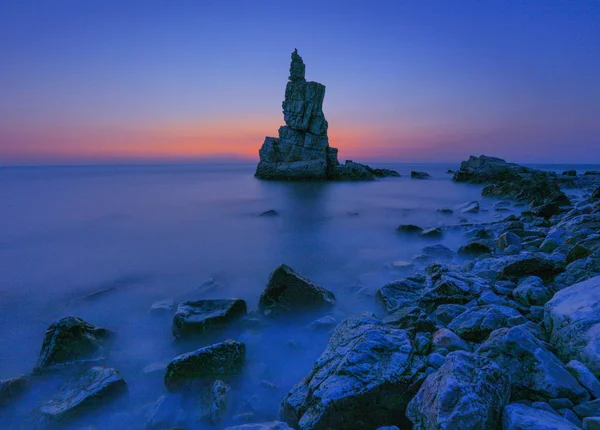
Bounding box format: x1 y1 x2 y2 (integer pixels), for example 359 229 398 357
255 50 398 180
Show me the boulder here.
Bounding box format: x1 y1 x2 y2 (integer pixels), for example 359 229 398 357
258 264 335 316
513 276 552 307
545 275 600 375
435 304 468 326
498 253 563 281
497 232 522 250
478 325 589 402
502 403 581 430
172 299 247 340
554 250 600 287
421 264 490 308
447 305 521 341
421 227 443 238
34 316 112 373
584 417 600 430
411 171 431 179
164 340 245 390
431 328 470 352
457 241 492 258
566 244 592 264
406 351 509 430
0 376 29 407
37 367 126 426
397 224 424 235
376 275 425 314
566 360 600 398
574 399 600 418
279 313 425 430
385 306 435 332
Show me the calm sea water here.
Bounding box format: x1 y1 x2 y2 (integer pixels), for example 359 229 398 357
0 161 592 428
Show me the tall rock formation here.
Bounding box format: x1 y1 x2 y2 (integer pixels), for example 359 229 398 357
255 50 398 181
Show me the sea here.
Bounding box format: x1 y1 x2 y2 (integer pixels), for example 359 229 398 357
0 161 597 429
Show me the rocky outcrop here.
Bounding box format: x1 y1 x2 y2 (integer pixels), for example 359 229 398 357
34 316 112 373
172 299 247 340
406 351 510 430
36 367 126 427
255 50 398 181
164 340 245 390
453 155 568 206
544 275 600 375
258 264 335 316
279 313 425 430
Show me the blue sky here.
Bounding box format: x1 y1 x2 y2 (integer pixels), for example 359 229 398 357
1 0 599 164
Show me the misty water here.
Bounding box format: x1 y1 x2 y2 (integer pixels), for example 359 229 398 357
0 162 546 428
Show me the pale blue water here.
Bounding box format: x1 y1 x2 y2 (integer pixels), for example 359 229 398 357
0 161 586 429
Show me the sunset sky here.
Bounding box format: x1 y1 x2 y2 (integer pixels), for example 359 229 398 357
1 1 599 165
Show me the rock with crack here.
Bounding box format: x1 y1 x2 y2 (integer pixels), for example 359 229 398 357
172 299 247 340
35 366 126 427
477 324 589 402
279 313 426 430
164 340 245 391
258 264 335 316
406 351 510 430
34 316 112 373
544 275 600 376
255 50 398 180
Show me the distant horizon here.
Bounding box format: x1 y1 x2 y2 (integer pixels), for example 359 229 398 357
1 1 599 165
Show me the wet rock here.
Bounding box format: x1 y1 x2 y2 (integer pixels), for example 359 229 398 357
376 274 425 313
0 376 29 407
421 264 490 308
584 417 600 429
258 264 335 316
574 399 600 418
164 340 245 390
432 328 470 352
259 210 279 217
279 313 426 430
435 304 468 326
502 403 581 429
478 325 589 402
411 171 431 179
385 306 435 332
554 250 600 286
545 275 600 375
406 351 509 430
200 380 231 424
149 299 176 315
497 232 522 250
566 244 592 264
427 353 445 369
37 367 126 426
566 360 600 398
593 187 600 199
549 398 574 410
540 238 560 253
421 227 443 238
455 200 480 214
448 305 521 341
513 276 553 306
172 299 247 340
34 316 112 373
558 409 582 427
499 252 564 281
415 332 432 355
225 422 293 430
396 224 423 235
458 241 492 258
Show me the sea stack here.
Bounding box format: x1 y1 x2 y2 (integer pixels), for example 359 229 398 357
255 50 398 181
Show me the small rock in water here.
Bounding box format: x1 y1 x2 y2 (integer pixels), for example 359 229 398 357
411 171 431 179
396 224 423 235
420 227 443 239
149 299 176 315
258 264 335 316
458 241 492 258
199 277 224 295
172 299 247 340
164 340 245 390
455 200 481 214
436 208 453 215
305 315 337 331
259 210 279 217
34 316 112 373
0 376 29 407
37 367 127 426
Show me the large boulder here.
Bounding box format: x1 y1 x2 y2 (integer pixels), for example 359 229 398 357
255 50 398 180
258 265 335 316
447 305 521 341
279 313 425 430
36 367 126 427
502 403 581 430
172 299 247 340
406 351 510 430
164 340 245 390
34 316 112 373
544 275 600 376
478 325 589 402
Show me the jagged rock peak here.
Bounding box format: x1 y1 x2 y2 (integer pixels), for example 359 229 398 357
289 49 305 82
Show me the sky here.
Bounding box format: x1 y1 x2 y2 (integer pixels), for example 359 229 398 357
1 0 599 165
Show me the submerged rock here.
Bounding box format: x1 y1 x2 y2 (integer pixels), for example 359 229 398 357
258 264 335 316
37 367 126 426
255 50 397 180
34 316 112 373
544 275 600 375
164 340 245 390
502 403 581 430
172 299 247 340
0 376 29 407
279 313 425 430
406 351 509 430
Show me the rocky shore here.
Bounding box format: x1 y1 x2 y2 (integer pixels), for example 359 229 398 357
2 156 600 429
